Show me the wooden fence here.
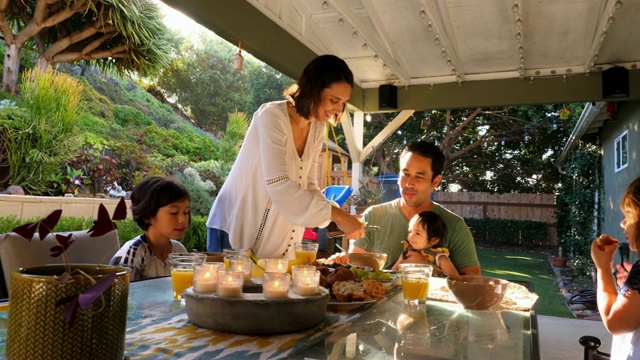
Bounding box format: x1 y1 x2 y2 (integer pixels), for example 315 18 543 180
432 192 558 246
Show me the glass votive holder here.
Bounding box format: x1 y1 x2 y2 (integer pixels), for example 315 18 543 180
193 262 224 293
263 272 291 299
291 264 317 286
229 257 253 282
264 258 289 274
223 248 249 269
217 270 244 297
294 270 320 296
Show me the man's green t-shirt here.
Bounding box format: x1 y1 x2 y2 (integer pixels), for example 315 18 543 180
353 199 480 271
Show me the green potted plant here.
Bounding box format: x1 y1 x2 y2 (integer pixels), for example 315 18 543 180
6 198 129 359
348 178 385 214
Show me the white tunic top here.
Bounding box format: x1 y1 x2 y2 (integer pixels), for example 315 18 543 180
206 101 333 259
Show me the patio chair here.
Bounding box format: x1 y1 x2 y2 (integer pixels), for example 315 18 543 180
580 335 610 360
0 229 120 297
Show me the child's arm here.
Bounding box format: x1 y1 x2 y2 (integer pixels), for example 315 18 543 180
436 255 459 276
391 254 403 270
592 239 640 334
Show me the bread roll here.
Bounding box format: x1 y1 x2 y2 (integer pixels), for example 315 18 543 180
596 234 617 250
332 280 386 302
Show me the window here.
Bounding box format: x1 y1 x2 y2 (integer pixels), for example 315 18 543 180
615 130 628 172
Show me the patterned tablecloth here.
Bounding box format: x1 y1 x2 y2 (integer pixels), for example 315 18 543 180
124 297 387 359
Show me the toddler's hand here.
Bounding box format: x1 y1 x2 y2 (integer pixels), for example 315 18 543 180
616 261 633 287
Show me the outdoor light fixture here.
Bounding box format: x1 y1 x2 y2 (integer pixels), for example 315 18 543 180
233 45 244 71
366 113 372 122
338 17 344 26
321 1 328 10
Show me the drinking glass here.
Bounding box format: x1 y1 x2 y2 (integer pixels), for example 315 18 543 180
223 248 249 269
398 263 433 273
294 242 319 263
401 265 433 305
168 253 206 301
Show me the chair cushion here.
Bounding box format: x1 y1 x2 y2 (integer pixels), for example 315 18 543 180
0 230 120 295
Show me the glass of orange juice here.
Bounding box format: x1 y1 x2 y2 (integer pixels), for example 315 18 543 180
294 242 319 263
168 253 206 301
401 265 433 305
223 248 249 269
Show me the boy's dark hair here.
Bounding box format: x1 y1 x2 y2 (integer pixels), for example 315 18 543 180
416 210 447 247
131 176 190 230
283 54 354 125
402 141 446 178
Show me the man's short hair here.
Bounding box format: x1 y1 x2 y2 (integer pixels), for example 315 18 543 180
401 141 445 178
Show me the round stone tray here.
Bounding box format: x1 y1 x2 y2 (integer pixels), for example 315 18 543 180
183 285 330 334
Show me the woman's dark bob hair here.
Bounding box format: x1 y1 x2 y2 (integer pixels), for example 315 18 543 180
283 54 354 126
130 176 190 231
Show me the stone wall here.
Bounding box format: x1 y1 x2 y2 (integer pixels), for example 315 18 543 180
0 195 132 220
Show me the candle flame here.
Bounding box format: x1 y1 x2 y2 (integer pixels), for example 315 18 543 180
204 271 211 280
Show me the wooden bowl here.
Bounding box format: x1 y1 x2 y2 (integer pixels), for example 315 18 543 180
446 275 509 310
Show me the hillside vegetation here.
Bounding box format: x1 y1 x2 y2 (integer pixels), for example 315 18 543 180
0 65 246 217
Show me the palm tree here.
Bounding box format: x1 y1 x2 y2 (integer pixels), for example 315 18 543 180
0 0 171 93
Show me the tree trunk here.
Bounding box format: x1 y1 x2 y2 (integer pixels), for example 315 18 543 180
35 57 50 71
2 43 20 94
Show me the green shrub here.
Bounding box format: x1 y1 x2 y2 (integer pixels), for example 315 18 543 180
465 218 549 249
113 104 153 128
174 169 215 218
182 216 208 251
4 68 84 194
2 206 207 250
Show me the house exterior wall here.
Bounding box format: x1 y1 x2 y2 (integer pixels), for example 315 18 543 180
599 101 640 243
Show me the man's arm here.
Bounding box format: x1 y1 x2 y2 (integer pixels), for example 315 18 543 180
458 265 481 276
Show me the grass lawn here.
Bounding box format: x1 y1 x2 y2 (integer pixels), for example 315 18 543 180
477 248 574 318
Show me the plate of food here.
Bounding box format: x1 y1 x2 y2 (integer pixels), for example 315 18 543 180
325 279 386 312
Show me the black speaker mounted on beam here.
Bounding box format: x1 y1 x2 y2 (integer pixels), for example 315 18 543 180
602 66 629 99
379 84 398 110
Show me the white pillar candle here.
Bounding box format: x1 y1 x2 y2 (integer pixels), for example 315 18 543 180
217 270 244 297
291 265 317 286
263 272 290 299
230 258 253 282
294 270 320 296
194 263 224 293
264 258 289 274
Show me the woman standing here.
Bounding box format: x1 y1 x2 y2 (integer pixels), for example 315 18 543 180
206 55 364 259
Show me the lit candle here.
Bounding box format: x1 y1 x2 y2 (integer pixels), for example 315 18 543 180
230 258 253 282
264 258 289 274
194 263 224 293
263 272 290 299
294 270 320 296
217 270 244 297
291 264 316 287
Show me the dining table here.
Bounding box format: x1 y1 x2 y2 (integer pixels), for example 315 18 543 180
0 275 539 359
